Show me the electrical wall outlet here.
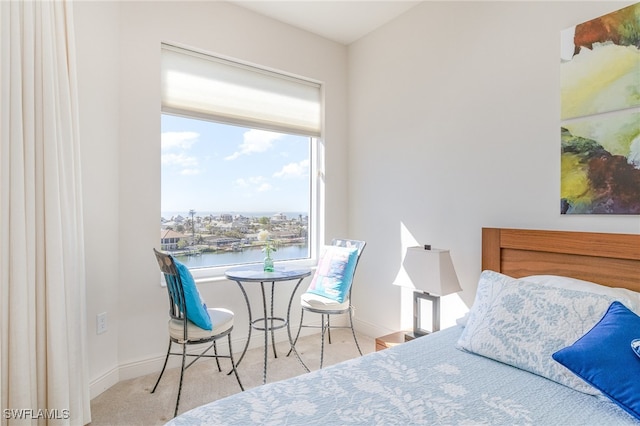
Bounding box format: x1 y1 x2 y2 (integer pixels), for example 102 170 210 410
97 312 108 334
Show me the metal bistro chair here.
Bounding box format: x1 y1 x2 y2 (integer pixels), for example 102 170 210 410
288 239 366 370
151 249 243 417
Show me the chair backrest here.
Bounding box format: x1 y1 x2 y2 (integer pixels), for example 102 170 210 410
330 238 366 299
331 238 366 258
153 248 187 323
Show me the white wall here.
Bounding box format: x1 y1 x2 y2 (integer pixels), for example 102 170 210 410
74 0 121 396
75 0 640 398
347 1 640 336
74 1 349 397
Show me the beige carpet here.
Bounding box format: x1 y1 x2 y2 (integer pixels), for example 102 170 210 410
89 329 374 425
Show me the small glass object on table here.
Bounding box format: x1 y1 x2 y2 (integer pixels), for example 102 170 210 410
259 230 276 272
263 251 274 272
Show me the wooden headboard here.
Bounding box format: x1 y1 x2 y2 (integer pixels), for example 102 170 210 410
482 228 640 292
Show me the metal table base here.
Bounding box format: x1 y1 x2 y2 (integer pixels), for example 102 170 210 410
226 264 311 384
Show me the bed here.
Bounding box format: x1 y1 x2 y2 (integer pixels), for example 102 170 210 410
167 228 640 425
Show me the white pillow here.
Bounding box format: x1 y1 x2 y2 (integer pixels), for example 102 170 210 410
522 274 640 313
456 270 632 395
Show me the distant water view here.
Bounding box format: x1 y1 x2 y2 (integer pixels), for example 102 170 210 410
174 244 309 269
161 210 309 269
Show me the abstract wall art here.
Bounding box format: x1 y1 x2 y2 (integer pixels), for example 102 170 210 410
560 3 640 214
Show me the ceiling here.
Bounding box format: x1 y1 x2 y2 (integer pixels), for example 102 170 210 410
229 1 422 45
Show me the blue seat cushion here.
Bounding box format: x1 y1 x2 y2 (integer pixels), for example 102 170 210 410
306 245 359 303
553 301 640 420
169 259 212 330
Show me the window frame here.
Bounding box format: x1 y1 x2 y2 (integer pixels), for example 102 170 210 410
159 44 324 282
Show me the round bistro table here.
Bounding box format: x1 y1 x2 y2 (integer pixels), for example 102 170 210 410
225 264 312 384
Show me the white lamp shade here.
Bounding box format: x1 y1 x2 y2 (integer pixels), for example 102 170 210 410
394 247 461 296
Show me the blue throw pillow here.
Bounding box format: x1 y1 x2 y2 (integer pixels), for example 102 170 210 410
552 301 640 421
307 245 359 303
169 259 212 330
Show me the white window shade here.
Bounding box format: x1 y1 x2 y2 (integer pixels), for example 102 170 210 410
161 44 321 137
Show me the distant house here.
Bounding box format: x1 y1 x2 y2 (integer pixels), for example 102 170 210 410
271 212 287 222
231 221 249 232
212 237 241 247
160 229 185 250
233 214 249 222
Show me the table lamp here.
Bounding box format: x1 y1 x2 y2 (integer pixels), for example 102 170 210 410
394 245 461 338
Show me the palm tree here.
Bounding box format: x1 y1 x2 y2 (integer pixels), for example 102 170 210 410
189 209 196 243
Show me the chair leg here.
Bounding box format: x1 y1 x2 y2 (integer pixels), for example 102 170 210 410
349 307 362 356
213 340 221 372
286 308 305 357
151 339 172 393
320 314 327 369
327 315 332 344
227 333 244 391
174 343 188 417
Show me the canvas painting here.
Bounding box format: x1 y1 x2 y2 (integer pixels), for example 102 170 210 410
560 3 640 214
561 112 640 214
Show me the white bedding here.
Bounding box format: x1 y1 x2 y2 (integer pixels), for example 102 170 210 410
166 325 637 425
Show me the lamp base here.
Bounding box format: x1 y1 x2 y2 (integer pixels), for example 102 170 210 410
413 291 441 335
404 331 426 341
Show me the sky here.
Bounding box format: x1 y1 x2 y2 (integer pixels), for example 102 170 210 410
161 114 311 216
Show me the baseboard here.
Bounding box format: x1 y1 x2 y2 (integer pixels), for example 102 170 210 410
89 324 323 400
88 315 377 401
352 317 391 340
90 367 120 399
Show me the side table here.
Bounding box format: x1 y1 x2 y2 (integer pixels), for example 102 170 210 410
225 264 311 384
375 331 415 351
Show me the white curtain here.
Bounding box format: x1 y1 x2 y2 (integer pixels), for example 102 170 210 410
0 1 91 425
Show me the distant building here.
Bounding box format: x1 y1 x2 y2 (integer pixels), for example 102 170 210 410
160 229 185 250
231 221 249 232
212 237 241 247
271 212 287 222
233 214 249 222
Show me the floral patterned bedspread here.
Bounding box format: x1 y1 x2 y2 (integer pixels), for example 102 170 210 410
167 326 635 425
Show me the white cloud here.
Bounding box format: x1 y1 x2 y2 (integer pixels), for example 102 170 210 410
161 131 199 151
161 153 200 175
257 183 272 192
273 159 310 179
234 175 272 192
161 152 196 167
161 132 201 174
180 168 201 176
225 129 284 160
234 178 249 187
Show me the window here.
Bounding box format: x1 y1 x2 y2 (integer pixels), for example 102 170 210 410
161 116 315 269
160 44 322 275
